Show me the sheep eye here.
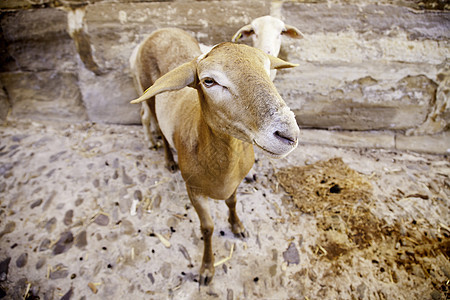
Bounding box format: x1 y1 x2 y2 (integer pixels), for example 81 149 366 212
202 78 216 87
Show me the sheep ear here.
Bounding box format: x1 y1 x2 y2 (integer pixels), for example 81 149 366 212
231 24 254 42
130 61 197 104
282 24 304 39
268 54 298 70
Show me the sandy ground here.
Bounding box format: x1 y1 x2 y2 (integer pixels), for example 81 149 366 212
0 120 449 300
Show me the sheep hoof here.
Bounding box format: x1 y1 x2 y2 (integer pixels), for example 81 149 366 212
199 267 215 286
231 222 249 239
244 174 257 183
149 140 163 150
234 229 249 239
166 161 178 173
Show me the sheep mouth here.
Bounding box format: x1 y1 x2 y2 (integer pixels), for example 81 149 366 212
253 140 288 158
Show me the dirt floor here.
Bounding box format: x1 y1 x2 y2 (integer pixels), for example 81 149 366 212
0 120 449 300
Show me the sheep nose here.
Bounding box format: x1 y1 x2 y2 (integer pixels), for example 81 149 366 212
274 130 298 146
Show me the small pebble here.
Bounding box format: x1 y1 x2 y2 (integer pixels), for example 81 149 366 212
152 194 161 209
113 158 119 168
30 199 43 209
39 239 51 251
36 257 46 270
178 245 191 262
120 219 134 235
64 210 73 226
121 167 133 185
147 273 155 284
46 169 56 178
0 257 11 281
53 231 74 255
75 230 88 248
11 134 27 142
269 264 277 277
92 179 100 188
272 249 278 262
430 290 441 300
0 163 13 176
224 240 232 251
49 263 69 279
94 214 109 226
49 151 67 163
45 217 57 233
283 242 300 265
161 262 171 279
0 222 15 239
42 191 57 211
16 253 28 268
167 217 179 228
60 288 73 300
138 173 147 183
227 289 233 300
134 190 142 201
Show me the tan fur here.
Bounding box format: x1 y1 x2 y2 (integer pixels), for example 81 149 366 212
130 28 202 150
130 28 299 285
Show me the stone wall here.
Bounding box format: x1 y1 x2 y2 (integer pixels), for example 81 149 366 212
0 0 449 148
276 1 449 134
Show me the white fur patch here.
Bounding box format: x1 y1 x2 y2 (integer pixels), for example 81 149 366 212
251 16 285 57
67 8 85 34
199 43 213 54
252 105 299 158
196 44 219 62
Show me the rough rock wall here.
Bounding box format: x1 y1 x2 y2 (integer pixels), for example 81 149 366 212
0 0 449 135
0 1 270 124
276 1 449 132
0 7 88 123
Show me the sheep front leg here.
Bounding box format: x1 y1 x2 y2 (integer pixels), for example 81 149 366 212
141 98 177 172
187 188 215 285
161 134 178 173
225 189 249 238
140 100 157 149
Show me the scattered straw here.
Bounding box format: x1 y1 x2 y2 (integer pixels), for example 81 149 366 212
88 282 100 294
276 157 449 295
276 157 372 214
154 233 171 248
214 243 235 267
23 283 31 300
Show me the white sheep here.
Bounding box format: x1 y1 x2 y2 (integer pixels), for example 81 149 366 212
232 15 304 80
130 28 299 285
